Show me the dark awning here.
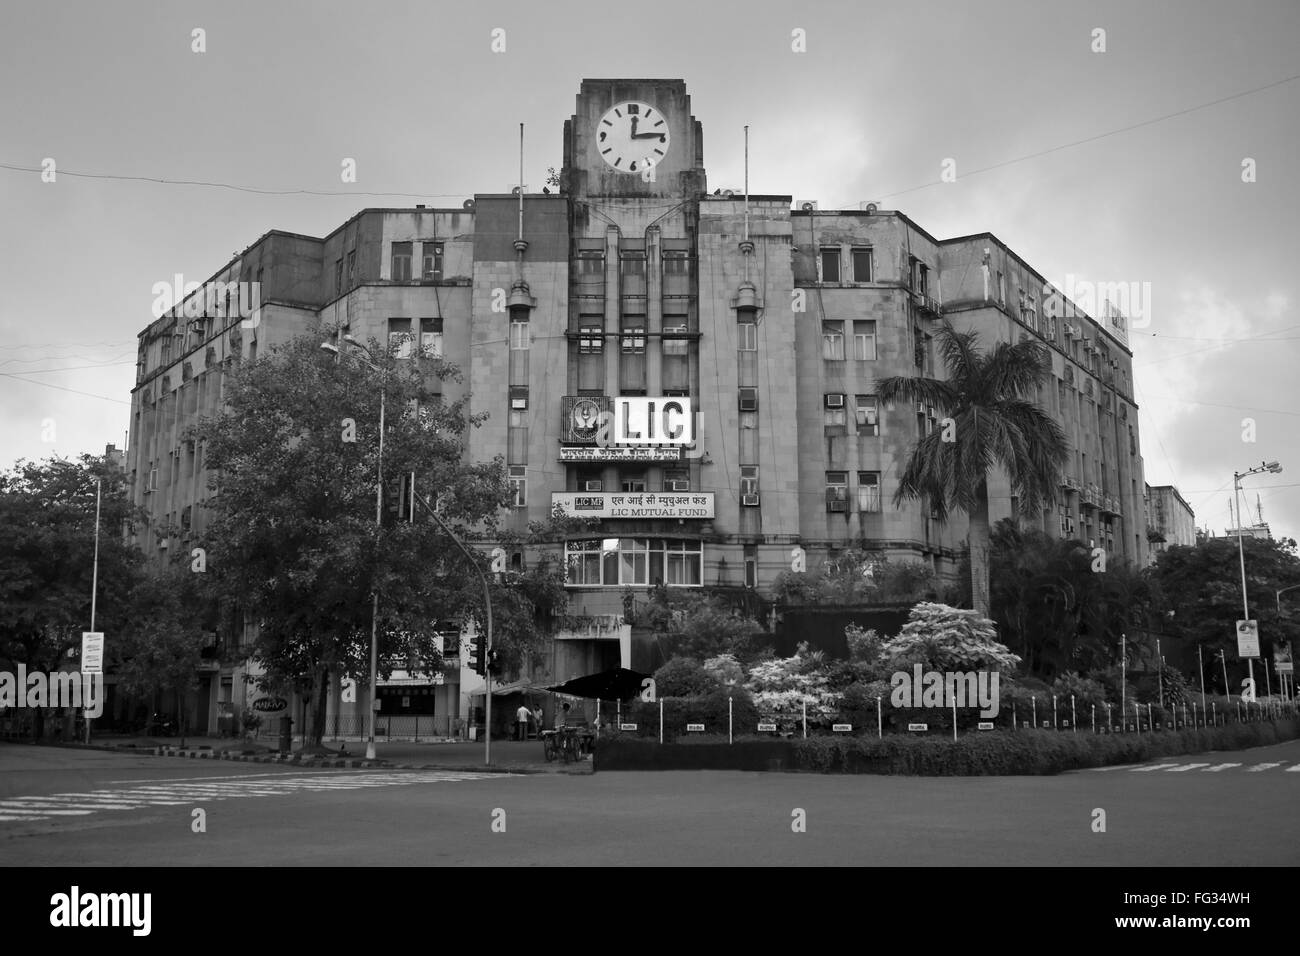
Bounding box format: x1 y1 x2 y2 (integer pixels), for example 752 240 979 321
542 667 650 701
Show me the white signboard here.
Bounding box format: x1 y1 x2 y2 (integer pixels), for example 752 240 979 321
618 723 638 731
757 722 777 732
559 446 683 463
1236 620 1260 658
686 723 705 732
1277 663 1294 675
613 397 694 445
907 723 928 732
551 492 714 519
977 721 994 730
80 632 104 674
832 724 852 732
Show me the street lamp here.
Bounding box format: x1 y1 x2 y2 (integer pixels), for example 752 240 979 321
321 338 385 760
1233 460 1281 696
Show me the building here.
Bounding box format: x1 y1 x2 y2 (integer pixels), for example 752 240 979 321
1145 483 1196 560
125 78 1149 735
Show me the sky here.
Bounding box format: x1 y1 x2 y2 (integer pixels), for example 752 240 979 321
1 0 1297 544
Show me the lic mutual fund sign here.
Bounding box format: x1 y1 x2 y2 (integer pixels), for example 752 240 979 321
551 492 715 519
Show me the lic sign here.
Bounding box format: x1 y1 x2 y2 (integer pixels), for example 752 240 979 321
611 397 693 446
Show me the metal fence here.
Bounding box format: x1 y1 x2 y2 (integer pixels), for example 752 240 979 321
248 713 464 742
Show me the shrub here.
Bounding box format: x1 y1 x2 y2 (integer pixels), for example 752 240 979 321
652 657 721 698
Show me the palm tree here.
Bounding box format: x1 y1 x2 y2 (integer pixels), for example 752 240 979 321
878 321 1069 617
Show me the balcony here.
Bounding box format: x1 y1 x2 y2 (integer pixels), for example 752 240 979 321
1079 486 1100 510
1100 495 1122 516
1060 475 1081 492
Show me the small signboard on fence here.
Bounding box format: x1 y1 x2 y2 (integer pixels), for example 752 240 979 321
977 721 994 730
619 723 637 731
832 723 852 732
1061 720 1071 728
1041 721 1052 728
757 723 777 732
686 723 705 732
1139 722 1150 732
908 723 928 732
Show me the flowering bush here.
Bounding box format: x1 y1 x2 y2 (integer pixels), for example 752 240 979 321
878 602 1020 674
745 643 841 731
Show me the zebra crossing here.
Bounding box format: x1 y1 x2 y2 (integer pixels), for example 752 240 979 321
1089 760 1300 774
0 770 514 823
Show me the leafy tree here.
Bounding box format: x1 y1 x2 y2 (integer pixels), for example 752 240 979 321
1149 536 1300 691
702 653 744 687
113 562 209 742
644 589 766 662
987 519 1153 680
193 330 530 745
878 321 1069 616
0 454 140 737
878 602 1021 675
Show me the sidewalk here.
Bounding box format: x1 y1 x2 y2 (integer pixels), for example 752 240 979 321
16 733 592 774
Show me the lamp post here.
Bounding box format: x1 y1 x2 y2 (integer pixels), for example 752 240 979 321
322 338 385 760
1233 460 1282 697
411 489 495 766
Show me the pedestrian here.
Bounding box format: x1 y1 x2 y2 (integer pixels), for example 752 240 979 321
556 701 570 729
533 705 543 736
515 701 531 741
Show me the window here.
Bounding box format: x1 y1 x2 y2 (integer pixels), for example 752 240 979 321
664 539 702 586
422 242 443 279
857 472 881 513
621 474 647 493
744 545 758 588
508 465 526 507
853 320 877 360
663 251 691 276
825 471 848 512
851 247 873 283
510 318 530 350
737 319 757 350
822 321 845 360
420 318 443 358
509 387 528 426
855 395 878 435
579 324 603 354
388 318 413 358
738 388 758 411
334 258 343 294
621 321 646 354
391 242 413 281
740 465 759 504
620 255 646 277
662 321 688 356
347 250 356 285
564 538 702 587
820 247 841 283
824 393 847 427
577 252 604 275
997 270 1005 305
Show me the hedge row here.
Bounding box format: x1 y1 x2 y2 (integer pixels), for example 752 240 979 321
592 718 1300 775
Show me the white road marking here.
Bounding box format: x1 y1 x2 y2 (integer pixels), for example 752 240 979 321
1204 764 1242 772
0 770 514 825
1130 763 1181 772
1246 762 1284 772
1165 763 1211 772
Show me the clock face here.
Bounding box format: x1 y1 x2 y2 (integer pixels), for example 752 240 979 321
597 101 670 174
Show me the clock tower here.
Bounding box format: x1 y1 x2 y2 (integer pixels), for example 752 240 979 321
562 79 706 200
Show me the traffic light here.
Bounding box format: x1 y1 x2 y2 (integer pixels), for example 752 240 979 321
486 648 501 677
467 631 483 675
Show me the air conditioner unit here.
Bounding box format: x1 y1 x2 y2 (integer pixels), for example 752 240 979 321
796 200 819 211
826 394 845 408
741 494 760 507
1063 324 1079 337
583 481 603 492
158 539 168 550
858 201 881 213
665 480 690 492
915 401 927 413
828 499 848 513
510 398 527 410
739 389 758 411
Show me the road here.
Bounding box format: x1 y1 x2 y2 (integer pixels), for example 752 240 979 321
3 738 1299 866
